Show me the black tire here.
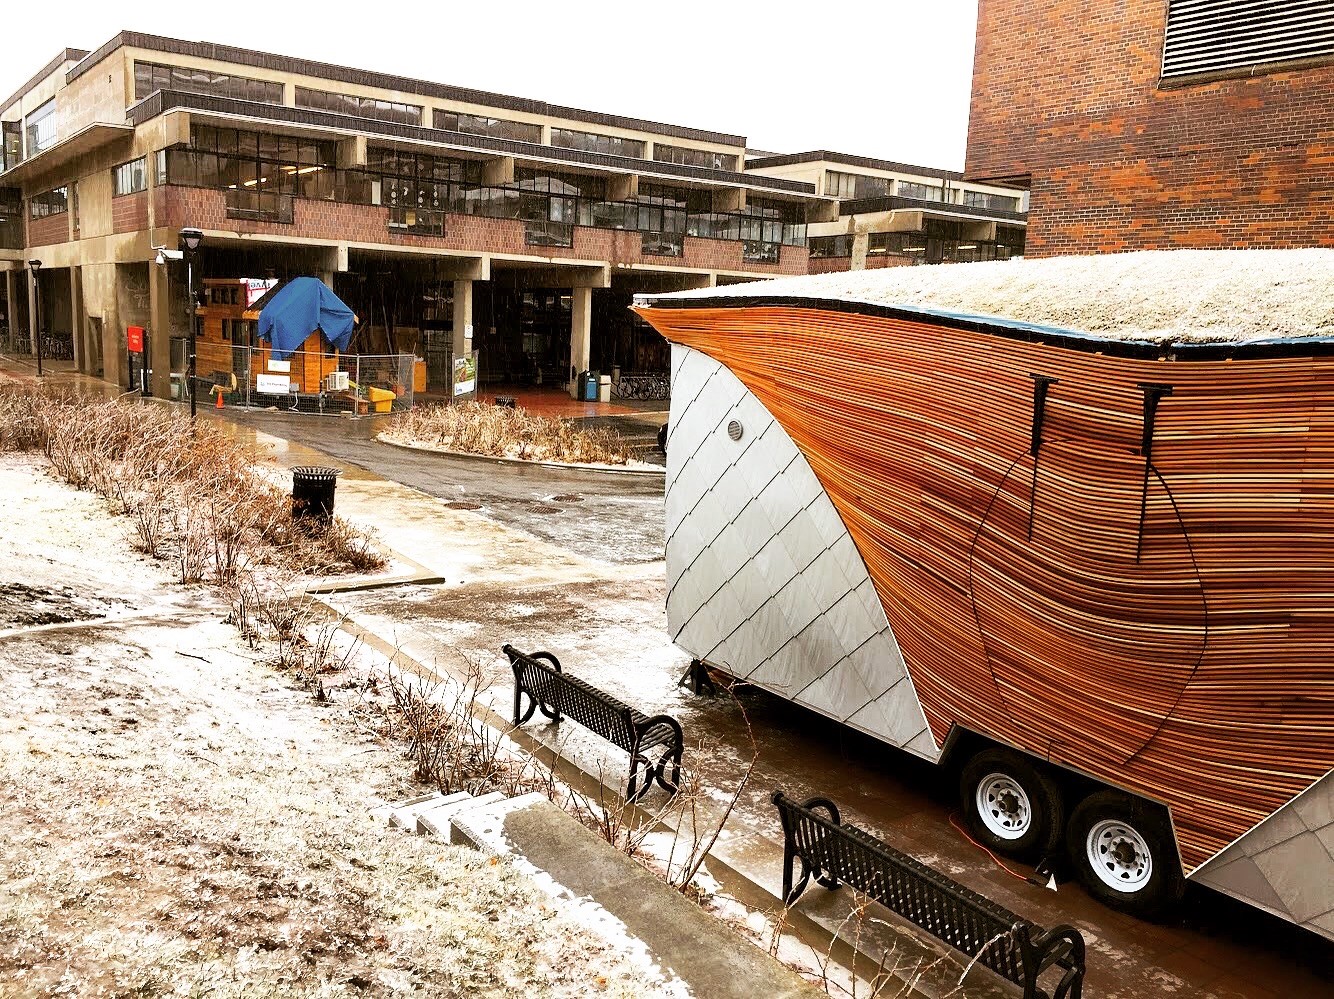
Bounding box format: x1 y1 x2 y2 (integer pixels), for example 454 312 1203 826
657 422 669 454
1066 790 1185 919
959 747 1064 862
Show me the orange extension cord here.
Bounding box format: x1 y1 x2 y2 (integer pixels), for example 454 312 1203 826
949 812 1057 890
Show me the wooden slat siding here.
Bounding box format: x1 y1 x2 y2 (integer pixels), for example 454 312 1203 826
637 304 1334 873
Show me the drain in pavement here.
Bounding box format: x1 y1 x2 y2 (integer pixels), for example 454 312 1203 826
446 501 483 511
550 494 583 503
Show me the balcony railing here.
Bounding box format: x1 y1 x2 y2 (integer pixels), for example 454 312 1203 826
641 231 684 257
524 220 573 248
388 206 446 236
225 188 294 224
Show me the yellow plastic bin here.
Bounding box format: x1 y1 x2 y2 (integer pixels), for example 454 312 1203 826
366 385 396 413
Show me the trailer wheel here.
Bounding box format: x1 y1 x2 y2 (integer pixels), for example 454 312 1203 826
1067 790 1184 918
959 748 1063 861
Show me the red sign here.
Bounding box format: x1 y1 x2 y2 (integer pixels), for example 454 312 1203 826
127 326 144 353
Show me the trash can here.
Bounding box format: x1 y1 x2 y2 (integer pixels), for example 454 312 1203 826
291 466 342 525
598 374 611 403
584 370 599 402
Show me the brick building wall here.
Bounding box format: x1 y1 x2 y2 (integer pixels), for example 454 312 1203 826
27 212 70 246
112 192 148 234
154 187 808 275
966 0 1334 255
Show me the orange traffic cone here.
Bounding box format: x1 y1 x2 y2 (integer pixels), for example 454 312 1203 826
214 388 224 409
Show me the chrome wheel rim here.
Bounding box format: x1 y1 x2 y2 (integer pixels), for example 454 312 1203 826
1087 818 1154 891
975 772 1033 841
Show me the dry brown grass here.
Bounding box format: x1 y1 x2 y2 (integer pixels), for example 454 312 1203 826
384 401 631 465
0 380 386 579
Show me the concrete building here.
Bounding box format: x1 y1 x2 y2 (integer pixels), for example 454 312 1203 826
965 0 1334 255
0 33 833 397
745 151 1027 272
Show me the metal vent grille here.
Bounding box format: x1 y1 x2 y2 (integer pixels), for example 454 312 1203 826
1162 0 1334 77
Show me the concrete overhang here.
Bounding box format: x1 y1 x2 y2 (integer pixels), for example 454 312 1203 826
0 122 134 187
489 259 609 289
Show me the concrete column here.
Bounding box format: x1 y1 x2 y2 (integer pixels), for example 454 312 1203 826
69 268 84 371
569 285 592 398
851 232 870 271
451 279 473 355
148 260 172 399
26 270 38 355
4 271 17 350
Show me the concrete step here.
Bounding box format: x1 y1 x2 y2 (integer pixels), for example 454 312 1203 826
449 792 551 852
413 791 475 834
417 789 505 842
382 791 450 830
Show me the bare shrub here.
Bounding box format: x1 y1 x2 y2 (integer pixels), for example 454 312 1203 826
0 382 386 582
383 401 631 466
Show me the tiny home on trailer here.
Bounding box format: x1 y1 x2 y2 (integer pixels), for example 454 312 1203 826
634 249 1334 937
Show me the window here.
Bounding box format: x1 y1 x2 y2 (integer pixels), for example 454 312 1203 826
133 62 283 104
113 158 147 196
1162 0 1334 78
652 143 738 172
2 121 20 171
962 190 1021 212
434 110 542 143
0 188 21 248
550 128 645 159
29 186 68 218
896 181 945 203
25 100 57 156
809 235 854 258
825 171 890 200
296 87 423 125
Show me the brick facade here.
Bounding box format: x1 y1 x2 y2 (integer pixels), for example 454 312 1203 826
965 0 1334 255
153 187 807 275
27 212 70 246
112 192 148 234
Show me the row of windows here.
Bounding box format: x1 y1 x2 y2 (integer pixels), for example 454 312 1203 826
550 128 645 159
652 143 738 172
809 224 1027 262
160 139 807 247
434 110 543 144
296 86 423 126
134 61 284 105
113 158 147 197
190 125 336 167
30 186 67 218
825 171 890 200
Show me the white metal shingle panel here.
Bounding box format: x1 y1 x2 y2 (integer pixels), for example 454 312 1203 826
665 344 937 760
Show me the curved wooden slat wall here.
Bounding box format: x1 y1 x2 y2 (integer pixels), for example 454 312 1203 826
636 303 1334 873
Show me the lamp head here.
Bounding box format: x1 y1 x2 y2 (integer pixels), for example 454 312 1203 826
28 259 41 271
179 227 203 253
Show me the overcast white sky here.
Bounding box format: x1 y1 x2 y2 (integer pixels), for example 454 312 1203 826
2 1 981 169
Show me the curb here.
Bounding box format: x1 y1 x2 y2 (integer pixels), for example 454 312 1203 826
376 435 667 477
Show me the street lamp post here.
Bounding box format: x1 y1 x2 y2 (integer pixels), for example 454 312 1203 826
179 228 203 418
27 259 42 377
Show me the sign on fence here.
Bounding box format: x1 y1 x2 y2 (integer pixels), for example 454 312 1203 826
453 354 477 397
256 374 292 395
127 326 144 353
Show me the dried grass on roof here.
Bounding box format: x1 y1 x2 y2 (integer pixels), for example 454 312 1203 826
659 249 1334 345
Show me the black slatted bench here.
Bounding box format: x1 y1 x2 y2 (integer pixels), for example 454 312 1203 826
773 791 1085 999
502 644 684 802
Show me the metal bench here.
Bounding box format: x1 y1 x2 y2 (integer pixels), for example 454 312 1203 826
502 644 683 802
772 791 1085 999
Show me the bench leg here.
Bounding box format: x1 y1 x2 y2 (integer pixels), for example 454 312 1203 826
651 746 682 797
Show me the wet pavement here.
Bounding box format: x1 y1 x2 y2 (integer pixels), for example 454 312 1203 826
209 407 666 565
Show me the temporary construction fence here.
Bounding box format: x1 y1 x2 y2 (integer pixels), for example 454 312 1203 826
199 347 417 415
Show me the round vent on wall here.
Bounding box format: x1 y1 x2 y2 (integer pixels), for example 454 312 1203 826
727 420 744 442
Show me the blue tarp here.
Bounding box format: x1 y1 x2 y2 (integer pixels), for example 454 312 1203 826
257 277 357 360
